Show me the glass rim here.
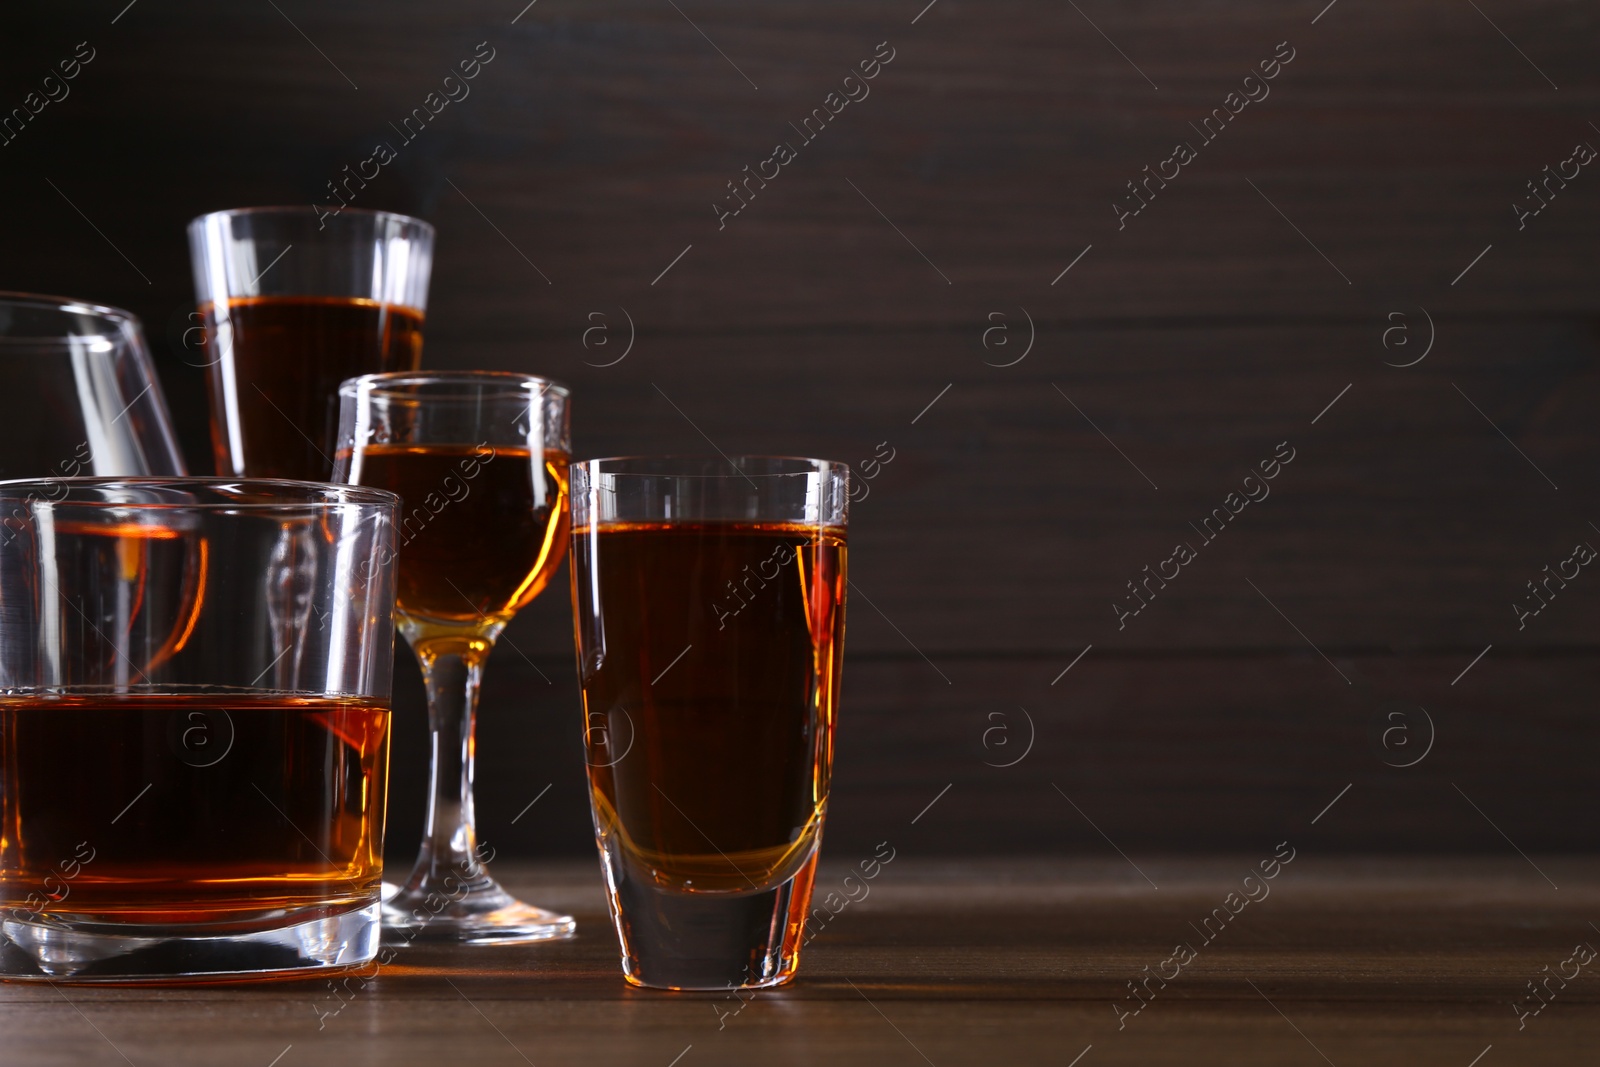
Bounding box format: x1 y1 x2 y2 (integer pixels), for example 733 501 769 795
0 291 139 339
574 455 849 479
0 476 399 510
0 685 394 699
187 205 435 235
339 370 570 402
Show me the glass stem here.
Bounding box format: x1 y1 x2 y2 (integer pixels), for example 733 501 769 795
412 642 494 893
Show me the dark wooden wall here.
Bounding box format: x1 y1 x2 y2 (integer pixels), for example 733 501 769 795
2 1 1597 861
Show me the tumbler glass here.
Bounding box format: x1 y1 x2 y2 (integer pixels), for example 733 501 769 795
188 207 434 481
0 478 399 982
570 457 849 989
0 292 185 480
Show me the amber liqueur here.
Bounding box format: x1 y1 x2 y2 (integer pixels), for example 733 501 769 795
343 444 569 637
202 296 424 481
572 521 847 893
0 694 388 928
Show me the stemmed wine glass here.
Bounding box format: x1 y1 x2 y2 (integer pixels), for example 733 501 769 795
333 371 573 944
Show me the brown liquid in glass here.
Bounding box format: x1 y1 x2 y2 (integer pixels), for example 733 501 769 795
0 695 388 927
202 296 424 481
346 444 569 643
572 522 847 893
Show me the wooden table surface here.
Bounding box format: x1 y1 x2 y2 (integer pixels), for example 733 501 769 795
6 857 1598 1066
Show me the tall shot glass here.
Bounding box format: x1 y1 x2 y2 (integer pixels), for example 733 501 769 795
189 207 434 481
0 479 398 982
570 457 849 989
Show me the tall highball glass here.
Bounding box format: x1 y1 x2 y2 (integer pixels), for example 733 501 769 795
570 457 849 989
334 371 574 944
0 479 399 982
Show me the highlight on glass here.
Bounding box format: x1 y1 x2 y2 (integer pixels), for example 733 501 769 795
334 371 574 944
569 456 849 990
0 478 399 982
188 206 434 482
0 292 186 481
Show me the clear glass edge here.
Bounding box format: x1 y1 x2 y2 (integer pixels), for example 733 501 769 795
0 291 140 336
0 476 399 509
573 455 850 478
337 370 570 400
186 205 435 236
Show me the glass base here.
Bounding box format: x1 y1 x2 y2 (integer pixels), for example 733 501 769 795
602 850 818 991
382 879 574 945
0 903 379 983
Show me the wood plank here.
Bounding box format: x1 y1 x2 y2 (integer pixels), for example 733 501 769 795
0 1 1596 334
422 319 1600 656
6 310 1588 657
2 859 1596 1066
387 652 1600 859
